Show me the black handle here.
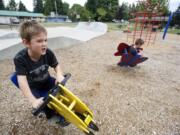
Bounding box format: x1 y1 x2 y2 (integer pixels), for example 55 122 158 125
32 73 71 116
32 96 51 116
60 73 71 86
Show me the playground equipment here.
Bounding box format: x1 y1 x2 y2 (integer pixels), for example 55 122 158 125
163 11 180 39
114 43 148 67
127 12 167 45
32 73 99 135
126 0 168 45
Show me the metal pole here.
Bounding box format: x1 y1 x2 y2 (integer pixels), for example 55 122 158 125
54 0 58 16
163 12 173 40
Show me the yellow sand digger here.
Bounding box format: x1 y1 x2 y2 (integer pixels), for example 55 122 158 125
32 73 99 135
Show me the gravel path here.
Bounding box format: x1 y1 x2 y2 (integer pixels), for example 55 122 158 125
0 31 179 135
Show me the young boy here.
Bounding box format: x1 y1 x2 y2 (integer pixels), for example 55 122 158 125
12 20 68 126
129 38 144 56
115 38 148 67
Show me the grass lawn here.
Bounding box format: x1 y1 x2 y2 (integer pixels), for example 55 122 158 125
105 22 127 31
165 28 180 34
0 24 18 29
107 22 180 35
42 22 78 27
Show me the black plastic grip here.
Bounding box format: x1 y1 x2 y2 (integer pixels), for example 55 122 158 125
60 73 71 86
32 73 71 116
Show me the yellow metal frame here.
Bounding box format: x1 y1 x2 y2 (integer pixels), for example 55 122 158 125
47 84 95 134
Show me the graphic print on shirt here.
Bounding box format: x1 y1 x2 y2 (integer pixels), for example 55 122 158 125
29 64 49 82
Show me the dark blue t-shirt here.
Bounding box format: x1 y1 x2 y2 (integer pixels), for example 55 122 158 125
14 48 58 89
122 45 137 56
129 46 137 56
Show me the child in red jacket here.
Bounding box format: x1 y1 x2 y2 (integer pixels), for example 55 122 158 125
114 38 148 67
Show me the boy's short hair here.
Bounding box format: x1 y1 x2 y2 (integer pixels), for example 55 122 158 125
19 20 47 42
135 38 144 45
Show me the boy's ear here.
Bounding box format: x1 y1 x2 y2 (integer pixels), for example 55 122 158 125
22 39 30 47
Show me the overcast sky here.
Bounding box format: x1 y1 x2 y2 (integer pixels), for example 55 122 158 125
4 0 180 12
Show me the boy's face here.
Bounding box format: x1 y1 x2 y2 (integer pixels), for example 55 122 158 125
24 32 47 56
135 44 142 48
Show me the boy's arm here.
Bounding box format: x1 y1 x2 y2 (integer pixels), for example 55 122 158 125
54 64 64 83
129 46 137 56
17 75 43 108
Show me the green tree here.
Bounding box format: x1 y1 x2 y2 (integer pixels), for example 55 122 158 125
44 0 64 15
138 0 169 14
61 2 69 15
171 5 180 26
116 2 129 21
106 0 119 21
86 0 119 21
0 0 5 10
81 8 91 21
97 0 107 9
68 4 80 21
97 7 107 21
18 1 27 11
44 0 53 15
85 0 98 14
128 3 138 19
6 0 17 11
34 0 43 13
56 0 63 15
68 4 90 21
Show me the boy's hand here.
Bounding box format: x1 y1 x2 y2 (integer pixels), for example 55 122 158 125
54 65 65 84
32 97 44 109
138 51 143 56
56 75 64 84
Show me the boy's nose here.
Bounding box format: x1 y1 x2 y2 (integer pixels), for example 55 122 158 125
43 40 47 46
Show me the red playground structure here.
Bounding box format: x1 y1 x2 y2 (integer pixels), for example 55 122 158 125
126 0 168 45
127 12 167 45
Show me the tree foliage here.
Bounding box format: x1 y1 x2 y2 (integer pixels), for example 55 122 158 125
171 5 180 26
44 0 65 16
128 3 138 19
85 0 118 21
97 8 107 21
44 0 53 15
116 2 129 20
34 0 43 13
85 0 97 14
0 0 5 10
6 0 17 11
138 0 169 14
1 0 170 22
68 4 91 21
55 0 63 15
61 2 69 15
18 1 27 11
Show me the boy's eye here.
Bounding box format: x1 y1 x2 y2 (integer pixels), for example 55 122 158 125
37 39 43 42
37 39 47 43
